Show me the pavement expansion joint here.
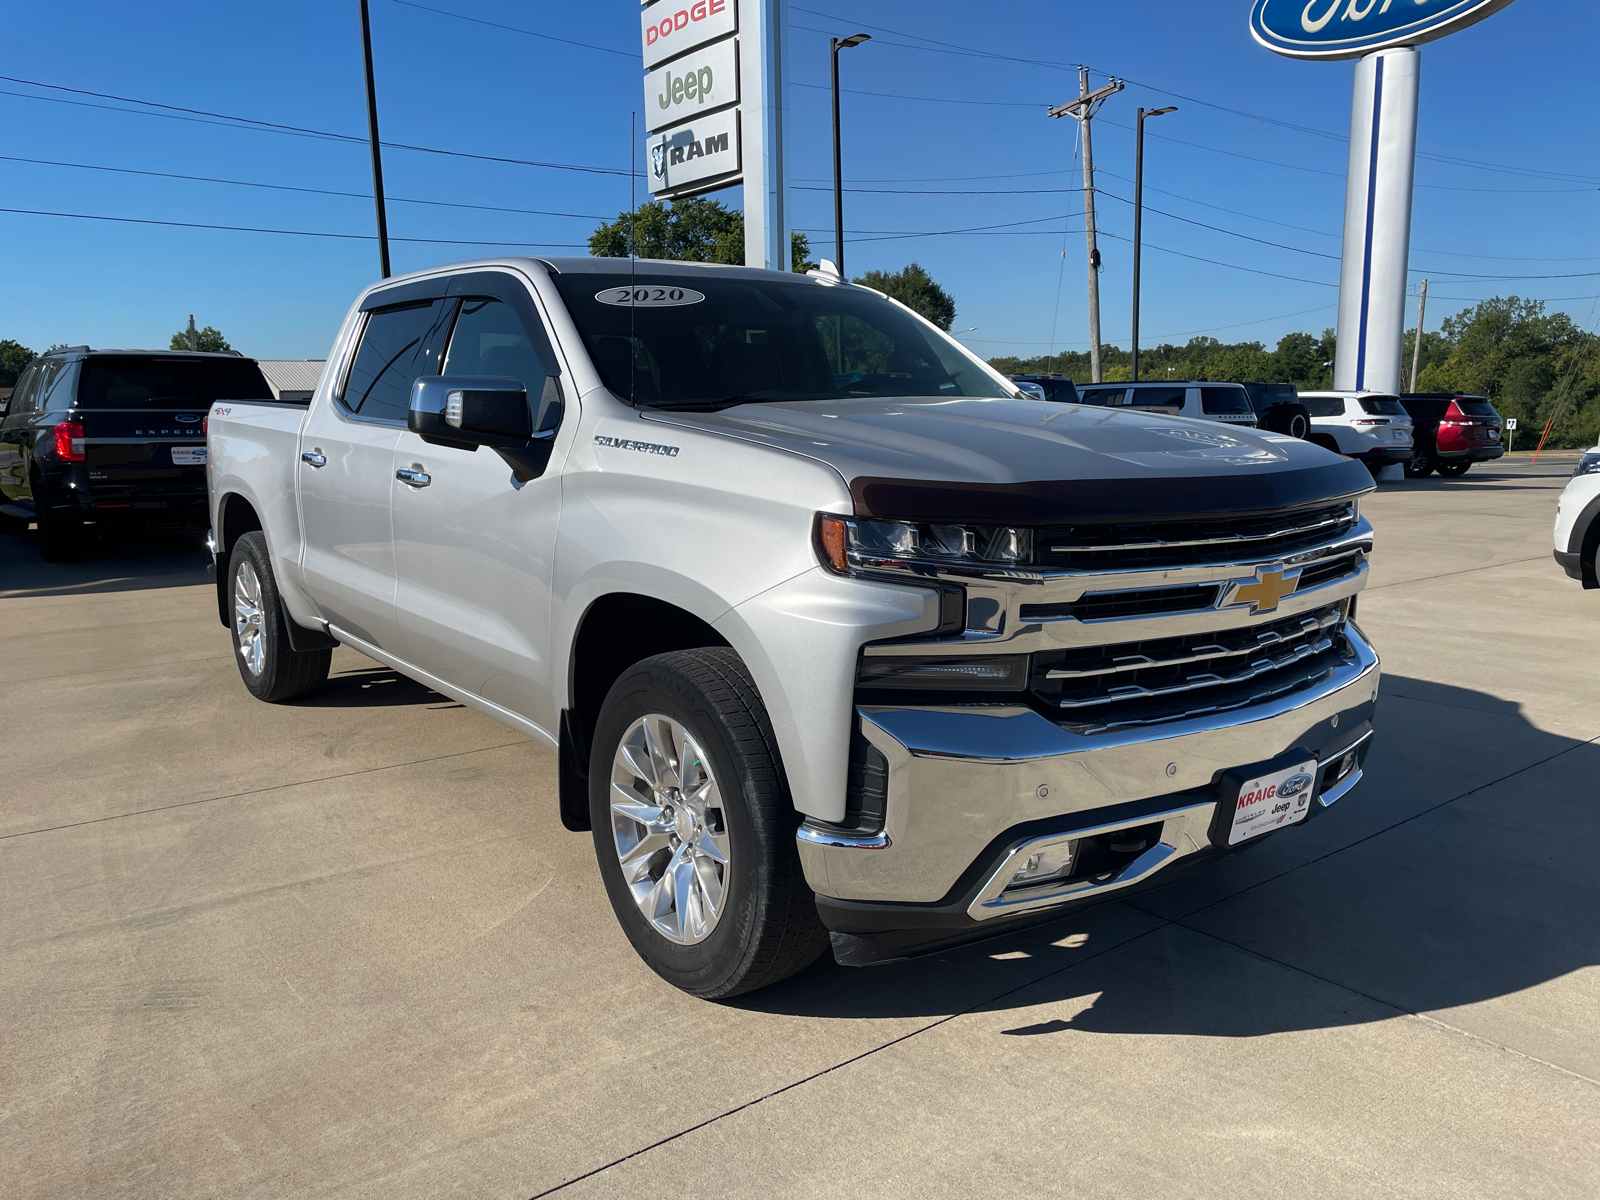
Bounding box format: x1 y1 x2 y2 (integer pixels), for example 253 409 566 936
0 739 531 841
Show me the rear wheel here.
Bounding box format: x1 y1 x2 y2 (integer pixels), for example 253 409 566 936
1435 461 1470 477
1404 445 1437 478
228 531 332 702
1287 410 1310 440
589 648 829 999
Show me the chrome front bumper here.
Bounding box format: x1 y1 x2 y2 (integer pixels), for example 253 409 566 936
798 622 1380 908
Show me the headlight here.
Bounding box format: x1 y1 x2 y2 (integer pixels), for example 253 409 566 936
1574 452 1600 478
817 514 1033 574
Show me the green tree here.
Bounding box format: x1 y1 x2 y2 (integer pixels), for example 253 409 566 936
170 325 232 352
853 262 956 331
0 339 36 388
589 197 814 272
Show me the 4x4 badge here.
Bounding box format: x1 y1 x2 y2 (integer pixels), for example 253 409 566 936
1223 565 1302 614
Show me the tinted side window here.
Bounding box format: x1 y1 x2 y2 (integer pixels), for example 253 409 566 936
1201 386 1252 414
341 300 451 421
1401 398 1447 421
1045 379 1080 404
1127 386 1185 408
8 364 40 416
1078 387 1125 407
1302 395 1345 417
444 298 548 394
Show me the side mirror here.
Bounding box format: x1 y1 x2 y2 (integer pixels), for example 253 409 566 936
409 374 562 482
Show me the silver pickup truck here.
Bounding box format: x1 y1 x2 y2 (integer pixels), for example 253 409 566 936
207 257 1381 998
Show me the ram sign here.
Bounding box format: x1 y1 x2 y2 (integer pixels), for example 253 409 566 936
648 107 742 196
1249 0 1519 59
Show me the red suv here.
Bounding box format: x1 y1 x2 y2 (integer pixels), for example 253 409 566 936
1399 393 1505 478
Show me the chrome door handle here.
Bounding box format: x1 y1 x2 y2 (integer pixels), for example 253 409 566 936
395 467 431 487
301 451 326 468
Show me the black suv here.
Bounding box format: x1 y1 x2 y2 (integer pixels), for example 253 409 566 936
1007 373 1081 404
1240 382 1311 439
0 347 273 560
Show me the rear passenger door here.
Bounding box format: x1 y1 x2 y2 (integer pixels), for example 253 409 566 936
389 271 568 732
298 289 453 652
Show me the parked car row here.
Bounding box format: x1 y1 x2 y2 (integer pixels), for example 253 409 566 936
1002 374 1506 482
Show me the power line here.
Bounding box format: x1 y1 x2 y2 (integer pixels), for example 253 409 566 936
0 206 586 248
0 75 636 178
386 0 632 57
0 155 607 221
970 303 1340 347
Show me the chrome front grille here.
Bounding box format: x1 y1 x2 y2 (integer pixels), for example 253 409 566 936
858 498 1374 737
1036 502 1356 570
1032 604 1349 732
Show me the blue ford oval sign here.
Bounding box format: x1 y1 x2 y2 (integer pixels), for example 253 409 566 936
1250 0 1518 60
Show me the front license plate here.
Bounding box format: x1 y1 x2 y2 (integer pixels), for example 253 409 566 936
171 447 206 465
1228 759 1316 846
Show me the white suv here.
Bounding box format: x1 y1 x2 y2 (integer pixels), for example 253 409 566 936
1077 381 1258 428
1298 391 1414 472
1554 447 1600 588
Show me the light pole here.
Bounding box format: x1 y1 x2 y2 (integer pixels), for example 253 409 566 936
358 0 391 278
830 33 870 277
1130 105 1176 382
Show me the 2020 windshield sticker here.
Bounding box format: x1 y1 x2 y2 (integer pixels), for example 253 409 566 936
596 285 706 307
594 435 681 457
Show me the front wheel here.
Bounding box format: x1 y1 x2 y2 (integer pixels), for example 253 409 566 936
227 532 331 702
1435 461 1470 477
1404 445 1437 478
1287 412 1309 440
589 648 829 999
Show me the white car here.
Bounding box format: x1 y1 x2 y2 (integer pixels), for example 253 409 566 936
1298 391 1414 473
1554 447 1600 588
1077 381 1259 428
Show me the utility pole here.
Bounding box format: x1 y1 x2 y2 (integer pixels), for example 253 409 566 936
358 0 391 279
1408 278 1428 393
1050 69 1123 383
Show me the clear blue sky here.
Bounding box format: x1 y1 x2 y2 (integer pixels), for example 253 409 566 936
2 0 1596 361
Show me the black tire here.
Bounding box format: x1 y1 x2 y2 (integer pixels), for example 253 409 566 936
0 506 26 536
1435 461 1470 477
226 531 332 702
34 484 86 562
1287 410 1310 440
1404 444 1437 478
589 647 829 999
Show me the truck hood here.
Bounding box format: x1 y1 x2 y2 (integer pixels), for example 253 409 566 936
644 396 1374 523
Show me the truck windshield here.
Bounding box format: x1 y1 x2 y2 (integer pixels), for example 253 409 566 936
77 357 273 408
551 272 1012 408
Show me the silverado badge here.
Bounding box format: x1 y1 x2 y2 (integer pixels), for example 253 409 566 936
1223 564 1302 614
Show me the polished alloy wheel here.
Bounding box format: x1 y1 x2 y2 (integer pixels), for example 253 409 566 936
610 714 731 945
233 560 267 677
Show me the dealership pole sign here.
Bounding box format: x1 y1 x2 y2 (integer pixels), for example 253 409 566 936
1249 0 1518 394
641 0 790 270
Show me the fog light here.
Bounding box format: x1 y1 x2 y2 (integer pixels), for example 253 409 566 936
1008 841 1076 888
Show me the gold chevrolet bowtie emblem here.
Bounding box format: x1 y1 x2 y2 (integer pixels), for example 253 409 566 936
1225 565 1302 614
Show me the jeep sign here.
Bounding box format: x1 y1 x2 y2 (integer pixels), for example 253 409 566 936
641 0 736 70
1249 0 1519 60
645 37 739 134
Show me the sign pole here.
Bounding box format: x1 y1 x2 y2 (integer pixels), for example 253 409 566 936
740 0 789 270
1332 47 1420 396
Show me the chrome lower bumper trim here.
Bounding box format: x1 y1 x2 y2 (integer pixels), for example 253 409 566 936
798 624 1380 904
797 825 892 850
967 801 1215 921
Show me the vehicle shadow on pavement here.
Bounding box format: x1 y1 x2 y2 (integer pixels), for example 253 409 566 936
0 524 210 599
289 667 463 710
737 676 1599 1040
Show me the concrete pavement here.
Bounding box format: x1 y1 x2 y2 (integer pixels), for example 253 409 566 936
2 461 1596 1199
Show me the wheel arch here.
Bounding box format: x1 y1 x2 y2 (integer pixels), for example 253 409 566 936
213 491 264 627
558 591 732 832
